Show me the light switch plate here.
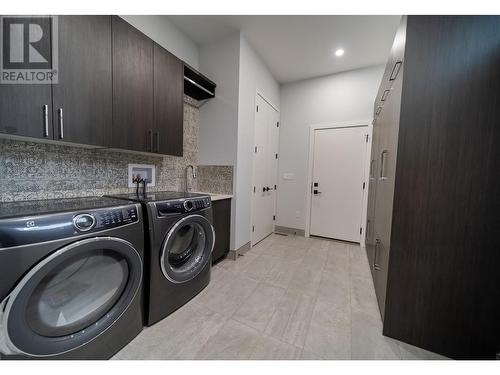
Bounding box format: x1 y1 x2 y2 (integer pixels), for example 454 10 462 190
128 164 156 188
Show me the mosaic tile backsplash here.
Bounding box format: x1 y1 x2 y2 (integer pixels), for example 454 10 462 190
0 96 232 203
196 165 233 195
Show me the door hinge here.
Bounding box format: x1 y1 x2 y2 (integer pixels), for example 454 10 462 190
253 186 256 193
274 184 277 190
256 105 259 112
277 122 279 127
360 227 363 235
273 215 276 221
275 153 278 159
254 146 258 153
252 225 255 232
363 182 366 189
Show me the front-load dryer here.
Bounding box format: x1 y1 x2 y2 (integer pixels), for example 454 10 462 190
0 197 144 359
107 192 214 326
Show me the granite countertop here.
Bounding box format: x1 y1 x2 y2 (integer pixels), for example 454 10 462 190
192 191 233 202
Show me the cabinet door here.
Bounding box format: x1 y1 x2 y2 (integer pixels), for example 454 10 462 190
211 199 231 264
112 16 153 153
52 16 112 146
153 43 184 156
365 126 379 275
0 15 52 139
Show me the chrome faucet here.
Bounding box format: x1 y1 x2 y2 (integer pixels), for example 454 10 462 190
185 165 197 192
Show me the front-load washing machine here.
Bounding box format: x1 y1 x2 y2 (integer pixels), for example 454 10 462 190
107 192 214 326
0 197 144 359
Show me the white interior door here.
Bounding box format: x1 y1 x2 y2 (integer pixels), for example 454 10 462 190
252 95 279 245
310 126 367 242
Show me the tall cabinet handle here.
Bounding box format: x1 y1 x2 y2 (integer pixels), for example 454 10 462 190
57 108 64 140
155 131 160 153
374 239 381 271
379 150 388 180
148 130 153 152
389 61 402 81
369 159 376 179
42 105 49 137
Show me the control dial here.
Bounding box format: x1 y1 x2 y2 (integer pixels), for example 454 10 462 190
183 200 194 212
73 214 96 231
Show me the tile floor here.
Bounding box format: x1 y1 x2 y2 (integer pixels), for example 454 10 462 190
114 234 447 360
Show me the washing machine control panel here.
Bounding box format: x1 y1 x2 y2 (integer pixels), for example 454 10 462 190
156 197 211 216
93 206 138 230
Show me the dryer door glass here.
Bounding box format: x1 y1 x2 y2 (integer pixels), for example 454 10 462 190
25 250 128 337
161 215 214 283
3 237 142 357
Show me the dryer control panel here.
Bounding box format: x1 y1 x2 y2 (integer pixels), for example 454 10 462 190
156 197 211 216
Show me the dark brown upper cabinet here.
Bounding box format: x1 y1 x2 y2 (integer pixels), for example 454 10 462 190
153 43 184 156
52 16 112 147
112 16 153 153
0 16 53 140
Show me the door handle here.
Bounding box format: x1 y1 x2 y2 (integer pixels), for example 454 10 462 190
374 239 381 270
57 108 64 140
379 150 388 180
42 105 49 137
313 189 322 195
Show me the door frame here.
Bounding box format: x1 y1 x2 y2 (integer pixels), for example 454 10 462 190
250 91 280 247
305 122 372 246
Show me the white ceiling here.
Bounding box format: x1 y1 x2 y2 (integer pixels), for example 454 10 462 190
168 15 401 83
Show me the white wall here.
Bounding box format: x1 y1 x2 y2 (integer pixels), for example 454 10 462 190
198 33 241 250
234 35 280 250
120 15 199 68
198 33 240 166
277 65 384 231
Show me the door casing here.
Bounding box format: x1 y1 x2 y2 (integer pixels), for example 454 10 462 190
305 122 372 245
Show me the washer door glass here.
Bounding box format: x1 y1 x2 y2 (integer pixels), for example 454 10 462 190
161 215 214 283
3 237 142 357
26 250 128 337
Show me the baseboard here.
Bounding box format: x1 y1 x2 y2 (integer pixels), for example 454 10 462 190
274 226 305 237
227 241 251 260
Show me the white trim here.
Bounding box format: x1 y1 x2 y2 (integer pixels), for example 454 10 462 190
304 121 371 244
256 89 280 113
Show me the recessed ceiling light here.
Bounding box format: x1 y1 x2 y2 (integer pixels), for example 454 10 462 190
335 49 344 57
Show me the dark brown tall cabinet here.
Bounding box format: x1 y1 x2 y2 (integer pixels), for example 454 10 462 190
368 16 500 359
53 16 112 146
0 15 112 145
112 16 154 153
153 43 184 156
112 17 184 155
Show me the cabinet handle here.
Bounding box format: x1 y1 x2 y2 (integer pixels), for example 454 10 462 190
374 239 381 271
381 89 390 101
155 131 160 153
369 159 376 179
366 219 371 240
376 106 382 115
379 150 388 180
389 61 402 81
57 108 64 140
148 130 153 152
42 105 49 137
